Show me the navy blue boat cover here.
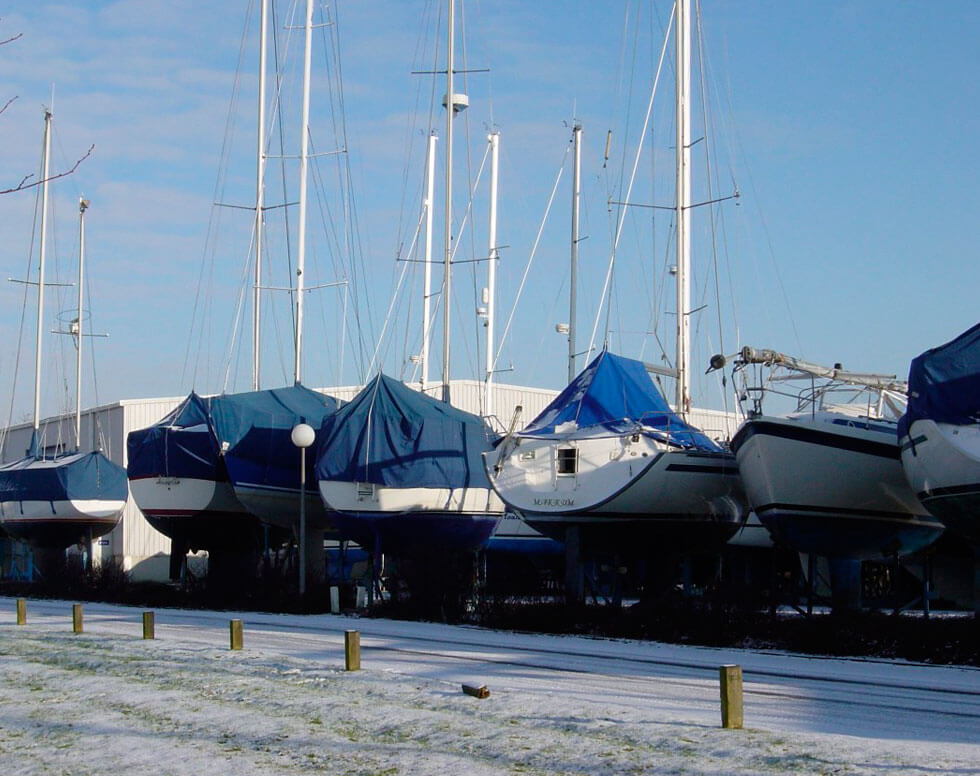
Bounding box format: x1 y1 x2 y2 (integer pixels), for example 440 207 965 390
0 449 128 504
900 321 980 438
127 392 217 481
520 350 721 451
315 373 498 489
217 386 341 492
127 385 340 483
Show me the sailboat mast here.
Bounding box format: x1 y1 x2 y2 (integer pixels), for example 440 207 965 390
675 0 692 417
421 131 437 394
74 197 89 450
485 130 499 417
294 0 313 385
569 123 582 385
253 0 268 391
441 0 455 404
32 108 53 439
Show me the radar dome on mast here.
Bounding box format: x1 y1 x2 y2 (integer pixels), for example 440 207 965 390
442 92 469 113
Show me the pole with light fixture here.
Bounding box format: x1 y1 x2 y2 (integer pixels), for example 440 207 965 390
291 422 315 595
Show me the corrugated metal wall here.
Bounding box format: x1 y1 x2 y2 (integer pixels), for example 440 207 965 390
320 380 559 431
321 380 738 437
0 398 183 579
117 398 185 574
688 406 743 444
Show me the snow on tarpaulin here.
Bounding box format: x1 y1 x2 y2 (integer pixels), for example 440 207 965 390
315 372 498 490
900 321 980 438
520 350 721 451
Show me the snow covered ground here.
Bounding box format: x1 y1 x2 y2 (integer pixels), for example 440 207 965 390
1 596 977 775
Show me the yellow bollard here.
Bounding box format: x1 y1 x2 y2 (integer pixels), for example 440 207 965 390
72 604 83 634
719 664 744 729
229 619 243 650
16 598 26 625
142 611 155 640
344 629 360 671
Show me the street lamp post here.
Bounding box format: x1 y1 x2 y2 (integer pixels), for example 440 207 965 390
291 422 316 596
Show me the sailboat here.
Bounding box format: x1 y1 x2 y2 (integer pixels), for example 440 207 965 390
484 0 745 557
486 350 742 554
126 0 345 573
899 323 980 547
316 373 502 555
220 0 347 537
126 385 337 558
315 0 503 558
0 111 128 556
729 346 944 560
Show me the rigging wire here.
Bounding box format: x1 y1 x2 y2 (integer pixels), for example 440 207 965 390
588 4 675 362
1 138 46 458
318 0 372 382
491 142 570 376
180 0 254 392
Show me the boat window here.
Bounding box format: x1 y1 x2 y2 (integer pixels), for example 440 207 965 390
556 447 578 475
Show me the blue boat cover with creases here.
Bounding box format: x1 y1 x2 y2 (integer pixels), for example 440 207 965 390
0 449 128 504
900 321 980 438
315 373 498 489
519 350 721 451
216 385 341 491
126 385 340 484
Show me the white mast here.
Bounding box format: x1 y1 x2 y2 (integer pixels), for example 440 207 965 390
74 197 89 450
294 0 313 385
32 108 53 442
421 131 437 393
252 0 268 390
441 0 456 404
675 0 692 417
569 123 582 384
484 131 499 417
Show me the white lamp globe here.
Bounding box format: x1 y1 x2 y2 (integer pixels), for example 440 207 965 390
291 423 315 449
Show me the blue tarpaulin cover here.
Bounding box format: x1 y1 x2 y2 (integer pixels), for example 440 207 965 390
520 350 721 451
0 449 128 505
127 392 220 481
315 373 498 489
900 321 980 438
217 385 341 491
127 385 340 486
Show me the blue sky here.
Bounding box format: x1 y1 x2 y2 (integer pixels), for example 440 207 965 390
2 1 978 426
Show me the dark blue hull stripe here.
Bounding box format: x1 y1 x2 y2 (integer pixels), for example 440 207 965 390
919 483 980 500
664 463 739 475
733 420 898 460
756 501 934 523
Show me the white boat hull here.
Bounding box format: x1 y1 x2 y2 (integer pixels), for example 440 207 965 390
232 484 338 534
128 475 259 550
900 419 980 546
0 498 125 546
485 432 745 555
318 480 503 554
733 416 943 559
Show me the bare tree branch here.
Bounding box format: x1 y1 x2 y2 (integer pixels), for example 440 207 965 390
0 32 22 46
0 95 17 116
0 144 96 195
